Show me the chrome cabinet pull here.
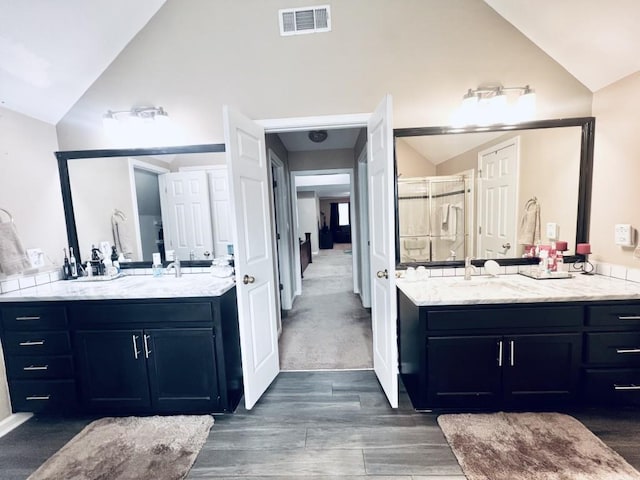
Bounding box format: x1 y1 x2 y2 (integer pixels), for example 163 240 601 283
19 340 44 346
616 348 640 354
614 384 640 391
16 316 41 321
497 340 503 367
132 335 141 360
26 395 50 401
23 365 48 371
510 340 515 367
618 316 640 320
143 334 151 359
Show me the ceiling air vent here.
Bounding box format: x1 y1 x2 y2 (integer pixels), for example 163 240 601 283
279 5 331 36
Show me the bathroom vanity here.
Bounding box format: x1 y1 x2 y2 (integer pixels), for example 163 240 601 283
0 275 242 415
397 274 640 410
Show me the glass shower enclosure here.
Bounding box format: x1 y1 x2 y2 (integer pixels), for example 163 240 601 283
398 174 474 262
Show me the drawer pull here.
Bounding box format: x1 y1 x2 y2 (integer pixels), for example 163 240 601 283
132 335 141 360
616 348 640 354
15 316 41 321
19 340 45 346
618 316 640 320
614 384 640 391
497 340 503 367
510 340 515 367
23 365 49 371
143 334 151 359
25 395 51 401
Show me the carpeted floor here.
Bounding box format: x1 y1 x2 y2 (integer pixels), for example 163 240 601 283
279 243 373 370
438 411 640 480
27 415 214 480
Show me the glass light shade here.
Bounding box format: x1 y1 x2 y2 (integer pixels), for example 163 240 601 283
515 90 536 122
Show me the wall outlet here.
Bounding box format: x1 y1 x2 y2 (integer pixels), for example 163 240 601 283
614 224 633 246
546 222 558 240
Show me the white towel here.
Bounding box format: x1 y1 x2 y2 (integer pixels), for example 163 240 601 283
111 214 134 259
441 204 459 241
0 222 31 275
518 198 541 245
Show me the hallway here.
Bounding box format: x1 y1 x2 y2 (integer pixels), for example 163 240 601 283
279 244 373 370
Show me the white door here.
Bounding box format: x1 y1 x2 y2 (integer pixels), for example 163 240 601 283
477 139 519 258
367 95 398 408
223 105 279 410
208 167 232 257
158 171 214 260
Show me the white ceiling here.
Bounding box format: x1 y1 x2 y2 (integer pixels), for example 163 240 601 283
278 128 361 152
1 1 638 124
484 0 640 92
0 0 165 124
402 131 506 165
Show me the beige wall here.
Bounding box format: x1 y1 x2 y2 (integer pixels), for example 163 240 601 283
0 107 66 271
396 139 436 178
296 191 319 253
68 157 140 262
435 127 582 255
0 107 64 421
56 0 591 151
590 72 640 267
288 149 355 172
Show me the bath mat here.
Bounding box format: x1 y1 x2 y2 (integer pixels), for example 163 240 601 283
28 415 213 480
437 411 640 480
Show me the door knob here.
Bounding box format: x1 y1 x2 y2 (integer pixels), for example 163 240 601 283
502 242 511 251
243 274 255 285
376 269 388 279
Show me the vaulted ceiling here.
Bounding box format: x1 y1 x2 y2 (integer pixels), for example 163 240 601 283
0 1 637 125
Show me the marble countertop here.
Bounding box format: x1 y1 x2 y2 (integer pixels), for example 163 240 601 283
397 272 640 306
0 274 235 302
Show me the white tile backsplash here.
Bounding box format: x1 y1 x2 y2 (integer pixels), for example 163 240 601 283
610 264 627 280
18 276 36 289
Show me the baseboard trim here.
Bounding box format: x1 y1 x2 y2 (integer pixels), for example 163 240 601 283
0 412 33 438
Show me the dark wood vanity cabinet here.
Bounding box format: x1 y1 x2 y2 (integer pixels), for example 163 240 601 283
399 290 583 410
0 287 242 415
74 327 219 412
583 303 640 406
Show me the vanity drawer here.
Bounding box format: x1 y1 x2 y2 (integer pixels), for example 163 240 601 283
9 380 77 413
68 302 213 326
586 332 640 366
1 305 67 331
6 355 74 380
584 368 640 405
4 331 71 355
427 306 583 331
587 304 640 327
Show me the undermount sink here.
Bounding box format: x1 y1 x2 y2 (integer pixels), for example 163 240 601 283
72 273 125 282
446 277 517 290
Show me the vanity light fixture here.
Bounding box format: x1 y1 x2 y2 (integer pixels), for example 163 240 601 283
451 85 536 127
102 106 169 128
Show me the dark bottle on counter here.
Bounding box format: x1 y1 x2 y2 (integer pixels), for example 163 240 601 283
62 248 72 280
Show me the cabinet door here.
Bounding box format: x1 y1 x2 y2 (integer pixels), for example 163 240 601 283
146 328 219 412
74 330 150 410
427 335 502 408
503 333 581 407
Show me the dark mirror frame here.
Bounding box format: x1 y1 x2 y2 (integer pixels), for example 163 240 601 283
56 143 226 269
393 116 595 268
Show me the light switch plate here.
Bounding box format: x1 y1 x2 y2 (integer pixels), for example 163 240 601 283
615 224 633 246
546 222 558 240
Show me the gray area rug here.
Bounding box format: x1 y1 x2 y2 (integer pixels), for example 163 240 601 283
438 411 640 480
279 245 373 370
27 415 214 480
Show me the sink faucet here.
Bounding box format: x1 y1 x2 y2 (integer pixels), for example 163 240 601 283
166 258 182 278
464 256 477 280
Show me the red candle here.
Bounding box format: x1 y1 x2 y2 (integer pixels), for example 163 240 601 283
576 243 591 255
555 241 568 251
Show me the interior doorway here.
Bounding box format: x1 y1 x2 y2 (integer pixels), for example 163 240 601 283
279 167 373 371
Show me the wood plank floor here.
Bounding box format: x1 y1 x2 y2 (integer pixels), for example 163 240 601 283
0 370 639 479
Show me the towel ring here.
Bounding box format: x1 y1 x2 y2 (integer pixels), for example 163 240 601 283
0 208 13 223
113 209 127 221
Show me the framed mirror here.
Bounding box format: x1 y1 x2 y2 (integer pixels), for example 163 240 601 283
394 117 595 267
56 144 227 268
